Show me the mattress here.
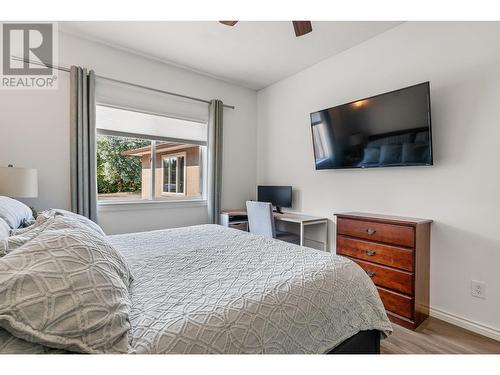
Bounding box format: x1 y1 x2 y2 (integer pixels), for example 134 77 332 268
108 224 392 353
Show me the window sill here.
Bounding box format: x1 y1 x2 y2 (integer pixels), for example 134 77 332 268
98 199 207 212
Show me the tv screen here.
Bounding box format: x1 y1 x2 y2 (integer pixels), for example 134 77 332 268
257 185 292 209
310 82 432 170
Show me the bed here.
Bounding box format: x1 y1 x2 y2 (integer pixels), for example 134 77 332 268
0 211 392 354
113 224 392 353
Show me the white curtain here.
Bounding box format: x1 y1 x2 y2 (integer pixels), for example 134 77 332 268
70 66 98 222
207 99 223 224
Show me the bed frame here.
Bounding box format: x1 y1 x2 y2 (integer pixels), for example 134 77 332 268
327 330 380 354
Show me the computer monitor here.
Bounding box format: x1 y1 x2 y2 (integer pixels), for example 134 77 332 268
257 186 292 214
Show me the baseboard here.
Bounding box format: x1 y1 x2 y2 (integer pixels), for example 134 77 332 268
430 307 500 342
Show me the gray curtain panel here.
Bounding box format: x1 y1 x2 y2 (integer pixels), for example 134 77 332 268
207 99 223 224
70 66 98 223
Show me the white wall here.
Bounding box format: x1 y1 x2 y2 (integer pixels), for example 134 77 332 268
257 22 500 335
0 31 257 234
0 73 71 211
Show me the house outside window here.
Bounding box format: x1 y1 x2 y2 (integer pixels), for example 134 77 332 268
96 105 206 203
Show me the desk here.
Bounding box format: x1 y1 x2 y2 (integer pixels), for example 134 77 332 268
220 209 329 251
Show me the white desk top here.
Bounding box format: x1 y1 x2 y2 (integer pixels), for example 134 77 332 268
275 212 328 224
221 209 328 224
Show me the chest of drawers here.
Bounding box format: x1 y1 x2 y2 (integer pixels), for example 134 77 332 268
335 212 432 330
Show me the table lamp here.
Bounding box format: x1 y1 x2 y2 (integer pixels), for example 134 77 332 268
0 165 38 198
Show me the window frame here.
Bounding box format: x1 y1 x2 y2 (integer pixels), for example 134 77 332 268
95 105 207 206
161 151 187 197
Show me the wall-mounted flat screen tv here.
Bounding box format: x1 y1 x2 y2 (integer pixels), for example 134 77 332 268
310 82 432 170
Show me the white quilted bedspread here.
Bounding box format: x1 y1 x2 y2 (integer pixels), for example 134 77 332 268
108 224 392 354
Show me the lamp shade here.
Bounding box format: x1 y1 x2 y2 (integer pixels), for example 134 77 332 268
0 167 38 198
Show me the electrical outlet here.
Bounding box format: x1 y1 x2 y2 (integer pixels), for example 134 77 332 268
471 280 486 299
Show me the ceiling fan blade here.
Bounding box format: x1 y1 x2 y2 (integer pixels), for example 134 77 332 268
292 21 312 37
219 21 238 26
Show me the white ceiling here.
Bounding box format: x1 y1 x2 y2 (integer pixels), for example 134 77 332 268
60 21 402 90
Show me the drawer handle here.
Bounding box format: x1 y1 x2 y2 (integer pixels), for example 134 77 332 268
366 228 377 235
366 271 376 277
365 249 376 256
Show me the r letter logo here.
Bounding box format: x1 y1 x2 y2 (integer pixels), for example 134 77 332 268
1 22 58 89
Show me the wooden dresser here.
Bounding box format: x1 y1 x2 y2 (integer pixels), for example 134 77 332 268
335 212 432 330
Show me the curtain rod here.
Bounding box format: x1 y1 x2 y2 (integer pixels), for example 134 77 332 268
11 56 235 110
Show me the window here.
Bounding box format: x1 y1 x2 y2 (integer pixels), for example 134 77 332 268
96 105 206 203
162 153 185 195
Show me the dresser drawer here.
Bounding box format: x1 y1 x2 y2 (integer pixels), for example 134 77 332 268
335 212 432 330
337 218 415 248
377 287 414 320
336 236 414 271
348 258 414 295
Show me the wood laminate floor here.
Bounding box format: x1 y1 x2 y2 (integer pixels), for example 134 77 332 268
381 317 500 354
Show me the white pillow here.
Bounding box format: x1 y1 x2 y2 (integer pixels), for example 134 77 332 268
41 209 105 236
0 196 34 229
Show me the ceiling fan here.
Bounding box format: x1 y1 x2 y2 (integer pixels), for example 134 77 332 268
219 21 313 37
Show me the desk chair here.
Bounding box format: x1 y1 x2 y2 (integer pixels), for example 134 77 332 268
245 201 299 245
